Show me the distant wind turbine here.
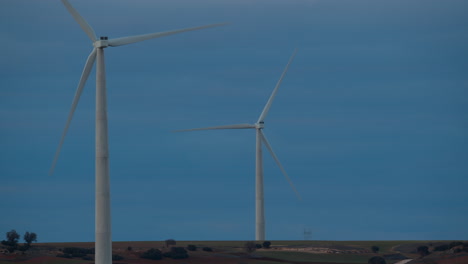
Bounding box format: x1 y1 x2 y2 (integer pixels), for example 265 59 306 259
49 1 226 263
175 50 301 241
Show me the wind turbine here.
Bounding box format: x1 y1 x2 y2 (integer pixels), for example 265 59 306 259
49 1 226 263
175 50 300 241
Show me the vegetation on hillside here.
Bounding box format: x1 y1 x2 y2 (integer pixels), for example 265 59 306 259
1 230 37 253
1 239 467 264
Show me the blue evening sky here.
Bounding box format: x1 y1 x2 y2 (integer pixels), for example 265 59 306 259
1 0 467 242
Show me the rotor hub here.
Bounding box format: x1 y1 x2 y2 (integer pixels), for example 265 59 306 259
94 36 109 48
255 122 265 129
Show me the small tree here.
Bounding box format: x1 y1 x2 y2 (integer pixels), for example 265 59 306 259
187 245 197 251
112 254 124 261
141 248 162 260
24 232 37 247
263 241 271 249
434 244 450 251
1 230 20 252
417 246 430 257
165 239 176 247
244 241 257 254
371 246 379 253
165 247 188 259
6 230 20 245
202 247 213 252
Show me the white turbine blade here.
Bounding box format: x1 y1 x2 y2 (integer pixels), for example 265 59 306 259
49 48 97 175
107 22 228 47
174 123 255 132
260 130 301 200
61 0 97 42
257 49 297 123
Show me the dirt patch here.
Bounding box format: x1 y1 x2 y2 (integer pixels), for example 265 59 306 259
270 246 369 254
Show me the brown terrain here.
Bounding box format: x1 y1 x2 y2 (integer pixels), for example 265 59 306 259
1 240 467 264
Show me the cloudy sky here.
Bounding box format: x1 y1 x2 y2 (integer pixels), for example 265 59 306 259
1 0 467 243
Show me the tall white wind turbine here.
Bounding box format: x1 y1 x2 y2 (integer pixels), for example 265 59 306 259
176 50 300 241
49 1 226 263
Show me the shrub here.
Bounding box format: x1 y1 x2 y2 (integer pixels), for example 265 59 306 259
163 247 188 259
4 245 16 253
263 241 271 249
368 256 386 264
371 246 379 253
18 245 30 252
202 247 213 252
417 246 430 257
187 244 197 251
165 239 176 247
63 247 94 255
244 241 256 253
434 244 450 251
449 241 463 249
255 244 262 249
72 253 86 258
82 256 93 261
112 254 124 261
56 253 73 259
141 248 162 260
127 246 132 251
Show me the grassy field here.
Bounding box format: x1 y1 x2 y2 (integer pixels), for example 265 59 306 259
107 240 415 252
256 251 371 263
1 240 465 264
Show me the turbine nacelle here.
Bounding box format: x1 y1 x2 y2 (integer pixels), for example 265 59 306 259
255 122 265 129
94 37 109 48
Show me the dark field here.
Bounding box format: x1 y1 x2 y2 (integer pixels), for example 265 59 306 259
1 240 467 264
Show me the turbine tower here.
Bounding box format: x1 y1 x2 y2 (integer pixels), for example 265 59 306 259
176 50 300 241
50 1 225 263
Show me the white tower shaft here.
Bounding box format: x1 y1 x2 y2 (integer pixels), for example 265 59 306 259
95 48 112 264
255 128 265 241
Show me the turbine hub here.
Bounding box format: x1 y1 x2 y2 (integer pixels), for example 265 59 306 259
94 36 109 48
255 122 264 129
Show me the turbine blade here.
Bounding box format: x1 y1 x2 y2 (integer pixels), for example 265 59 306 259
50 48 97 175
107 22 228 47
61 0 97 42
260 130 301 200
257 49 297 123
174 123 255 132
